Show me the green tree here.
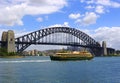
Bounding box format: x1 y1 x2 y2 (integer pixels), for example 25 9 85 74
0 47 7 56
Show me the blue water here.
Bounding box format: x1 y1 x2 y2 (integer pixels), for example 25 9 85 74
0 56 120 83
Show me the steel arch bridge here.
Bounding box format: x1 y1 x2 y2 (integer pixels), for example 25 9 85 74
15 27 101 56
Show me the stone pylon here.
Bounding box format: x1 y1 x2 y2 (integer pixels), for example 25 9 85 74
7 30 16 52
1 31 7 48
1 30 16 53
102 41 107 56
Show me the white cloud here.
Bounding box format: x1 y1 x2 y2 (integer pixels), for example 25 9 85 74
69 12 99 26
86 0 94 4
95 5 104 14
78 26 120 50
92 27 120 50
82 12 99 26
49 22 69 27
0 5 25 26
96 0 111 6
82 0 120 16
37 17 43 22
96 0 120 8
69 13 81 19
82 0 120 8
63 22 69 27
78 0 120 26
0 0 67 26
85 5 95 9
111 1 120 8
83 0 120 8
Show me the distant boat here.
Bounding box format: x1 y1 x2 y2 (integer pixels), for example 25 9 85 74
50 51 94 61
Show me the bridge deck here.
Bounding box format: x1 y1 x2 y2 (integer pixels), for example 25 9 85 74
15 41 101 48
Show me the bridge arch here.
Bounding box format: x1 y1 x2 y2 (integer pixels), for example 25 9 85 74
15 27 100 53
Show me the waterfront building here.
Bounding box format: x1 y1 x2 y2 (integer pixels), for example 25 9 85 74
22 49 41 56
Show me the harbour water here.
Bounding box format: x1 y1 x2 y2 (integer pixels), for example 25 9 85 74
0 56 120 83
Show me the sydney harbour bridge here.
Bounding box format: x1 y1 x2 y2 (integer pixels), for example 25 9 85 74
0 27 115 56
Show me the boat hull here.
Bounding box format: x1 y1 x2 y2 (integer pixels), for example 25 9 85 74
50 55 93 61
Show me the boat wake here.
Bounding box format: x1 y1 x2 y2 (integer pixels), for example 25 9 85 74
0 60 51 63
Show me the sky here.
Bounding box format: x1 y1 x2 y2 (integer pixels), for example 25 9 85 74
0 0 120 50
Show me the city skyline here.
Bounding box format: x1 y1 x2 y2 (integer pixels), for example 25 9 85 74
0 0 120 50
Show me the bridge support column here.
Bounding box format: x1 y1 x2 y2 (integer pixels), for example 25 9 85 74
1 30 16 53
102 41 107 56
1 31 7 48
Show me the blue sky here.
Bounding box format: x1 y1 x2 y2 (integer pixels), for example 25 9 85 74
0 0 120 50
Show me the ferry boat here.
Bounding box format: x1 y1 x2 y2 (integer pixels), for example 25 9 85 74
50 51 94 61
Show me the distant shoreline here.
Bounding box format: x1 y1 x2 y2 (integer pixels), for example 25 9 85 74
0 55 24 58
106 54 120 56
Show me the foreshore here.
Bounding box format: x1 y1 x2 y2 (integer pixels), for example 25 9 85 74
0 55 24 58
105 54 120 57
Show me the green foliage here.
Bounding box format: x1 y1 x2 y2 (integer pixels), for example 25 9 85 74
7 52 17 56
116 50 120 55
0 47 17 56
0 47 7 56
39 53 43 56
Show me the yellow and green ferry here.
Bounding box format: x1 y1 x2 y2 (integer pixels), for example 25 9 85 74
50 51 94 61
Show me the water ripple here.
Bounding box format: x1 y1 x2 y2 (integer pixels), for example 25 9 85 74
0 60 51 63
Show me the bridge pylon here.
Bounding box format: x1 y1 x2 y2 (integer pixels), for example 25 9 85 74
102 41 107 56
1 30 16 53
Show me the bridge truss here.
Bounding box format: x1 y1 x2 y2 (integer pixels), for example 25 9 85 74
15 27 101 56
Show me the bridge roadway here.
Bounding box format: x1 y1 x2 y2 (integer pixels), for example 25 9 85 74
0 40 115 55
0 40 102 49
15 41 101 48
